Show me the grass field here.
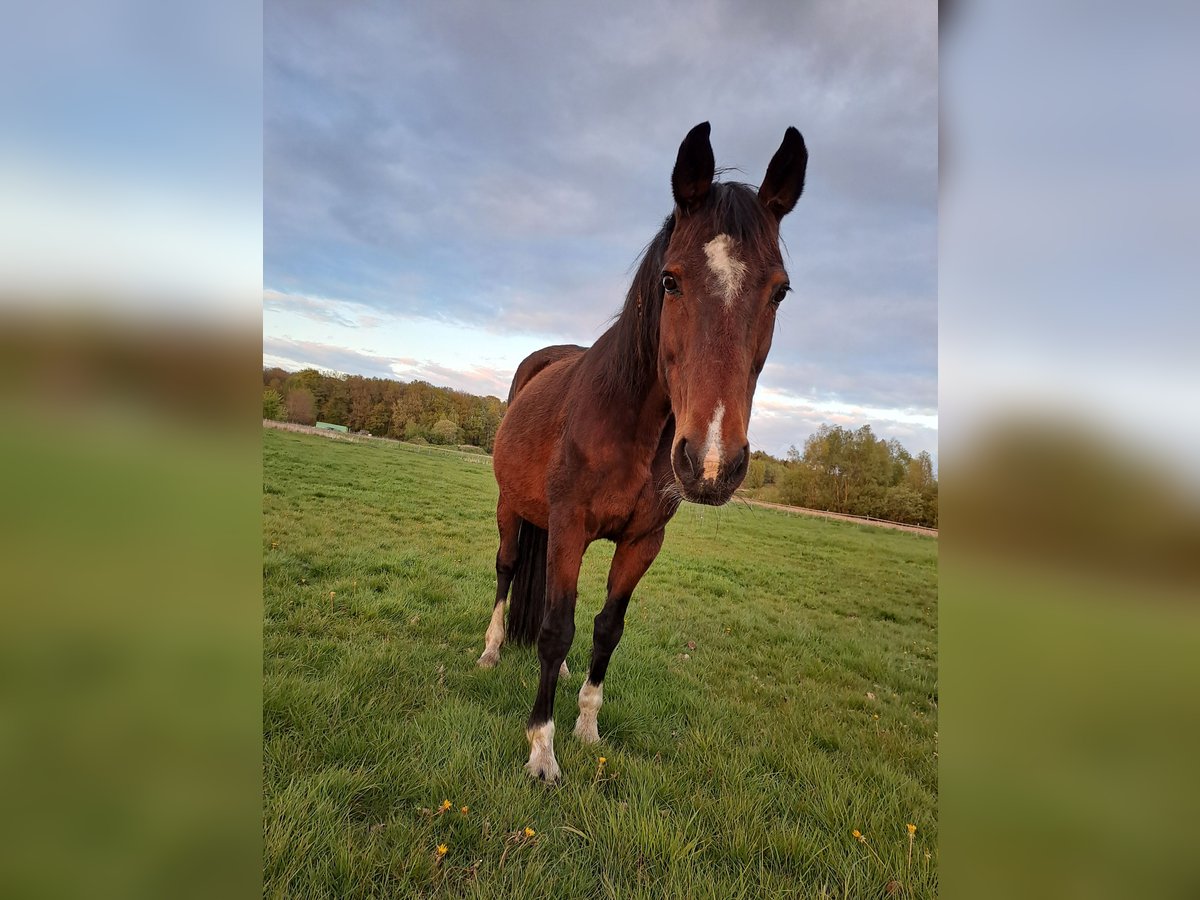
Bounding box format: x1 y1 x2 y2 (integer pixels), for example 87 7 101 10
263 429 938 898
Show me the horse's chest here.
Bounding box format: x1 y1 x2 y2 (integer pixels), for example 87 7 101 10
550 444 652 532
589 464 665 539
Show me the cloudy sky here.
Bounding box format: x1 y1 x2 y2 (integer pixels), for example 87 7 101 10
264 0 937 459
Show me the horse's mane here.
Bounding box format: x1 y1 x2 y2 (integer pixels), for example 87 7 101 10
595 181 779 399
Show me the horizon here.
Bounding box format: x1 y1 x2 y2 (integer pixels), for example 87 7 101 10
264 1 937 463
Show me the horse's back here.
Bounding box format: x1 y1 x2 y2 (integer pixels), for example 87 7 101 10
494 344 588 528
508 344 587 404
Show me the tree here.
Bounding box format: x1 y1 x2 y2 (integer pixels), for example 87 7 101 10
883 484 924 524
365 402 391 436
429 418 459 445
287 368 328 411
285 388 316 425
745 457 766 489
320 376 350 425
462 398 504 452
778 464 814 507
262 388 284 421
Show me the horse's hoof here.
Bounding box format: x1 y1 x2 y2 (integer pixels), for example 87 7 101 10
477 650 499 669
526 722 560 783
524 758 561 784
573 716 600 744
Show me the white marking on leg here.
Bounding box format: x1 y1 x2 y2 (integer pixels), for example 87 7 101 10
476 602 505 668
700 402 726 481
525 721 560 782
573 680 603 744
703 233 747 307
559 659 570 678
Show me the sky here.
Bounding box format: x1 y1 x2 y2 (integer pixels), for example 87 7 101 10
263 0 937 460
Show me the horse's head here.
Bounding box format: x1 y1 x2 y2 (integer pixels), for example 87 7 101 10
658 122 808 505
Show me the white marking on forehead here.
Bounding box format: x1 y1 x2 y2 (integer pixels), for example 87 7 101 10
703 234 747 307
701 402 725 480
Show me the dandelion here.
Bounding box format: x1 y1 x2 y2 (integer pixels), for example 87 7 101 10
436 844 448 857
524 827 536 838
907 822 917 866
460 806 469 816
907 823 917 835
852 828 886 869
439 799 451 813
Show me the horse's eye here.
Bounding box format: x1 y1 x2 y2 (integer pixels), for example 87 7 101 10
771 283 791 305
661 274 680 295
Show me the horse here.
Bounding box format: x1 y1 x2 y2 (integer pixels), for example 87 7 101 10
476 122 808 782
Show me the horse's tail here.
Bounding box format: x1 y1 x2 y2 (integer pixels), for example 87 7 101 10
506 518 548 645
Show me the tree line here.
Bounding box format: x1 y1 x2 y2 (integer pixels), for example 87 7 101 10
263 367 506 452
743 424 938 527
263 369 937 526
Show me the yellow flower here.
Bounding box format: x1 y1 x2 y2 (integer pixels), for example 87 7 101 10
460 806 469 816
852 829 866 843
439 799 451 812
436 844 448 857
524 827 536 838
907 823 917 835
599 757 607 764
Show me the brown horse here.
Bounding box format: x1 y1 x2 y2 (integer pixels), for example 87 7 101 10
477 122 808 782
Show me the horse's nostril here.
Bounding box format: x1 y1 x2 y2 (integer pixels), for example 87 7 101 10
730 444 750 480
673 438 700 479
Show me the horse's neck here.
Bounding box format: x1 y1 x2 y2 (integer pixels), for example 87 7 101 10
583 336 671 456
621 378 671 455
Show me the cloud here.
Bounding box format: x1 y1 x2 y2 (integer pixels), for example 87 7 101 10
262 288 372 328
263 336 510 398
265 0 936 438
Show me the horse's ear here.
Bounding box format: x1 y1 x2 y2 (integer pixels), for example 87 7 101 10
671 122 715 215
758 127 808 220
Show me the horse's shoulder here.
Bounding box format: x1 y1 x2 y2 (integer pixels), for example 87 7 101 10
509 344 589 403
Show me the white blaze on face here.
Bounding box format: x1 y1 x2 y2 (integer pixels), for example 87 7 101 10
700 402 726 481
702 233 747 307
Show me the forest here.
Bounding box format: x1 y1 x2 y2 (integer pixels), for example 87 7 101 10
264 368 937 527
263 367 506 452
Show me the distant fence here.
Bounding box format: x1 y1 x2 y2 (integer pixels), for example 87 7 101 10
263 419 492 464
738 497 938 537
263 420 937 533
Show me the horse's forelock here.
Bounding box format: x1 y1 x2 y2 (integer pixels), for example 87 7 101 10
596 182 779 399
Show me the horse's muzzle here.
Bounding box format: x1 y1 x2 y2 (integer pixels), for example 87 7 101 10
673 439 749 505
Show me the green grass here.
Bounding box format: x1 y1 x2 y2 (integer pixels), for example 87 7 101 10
263 429 938 898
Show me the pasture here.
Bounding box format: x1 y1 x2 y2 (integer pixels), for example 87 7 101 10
263 429 938 898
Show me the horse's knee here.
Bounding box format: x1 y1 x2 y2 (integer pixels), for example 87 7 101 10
593 615 624 653
538 607 575 664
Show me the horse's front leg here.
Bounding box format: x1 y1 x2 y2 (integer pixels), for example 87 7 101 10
575 529 664 744
525 517 586 783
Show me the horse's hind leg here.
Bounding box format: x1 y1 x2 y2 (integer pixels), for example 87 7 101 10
575 529 664 744
525 517 586 782
477 499 520 669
